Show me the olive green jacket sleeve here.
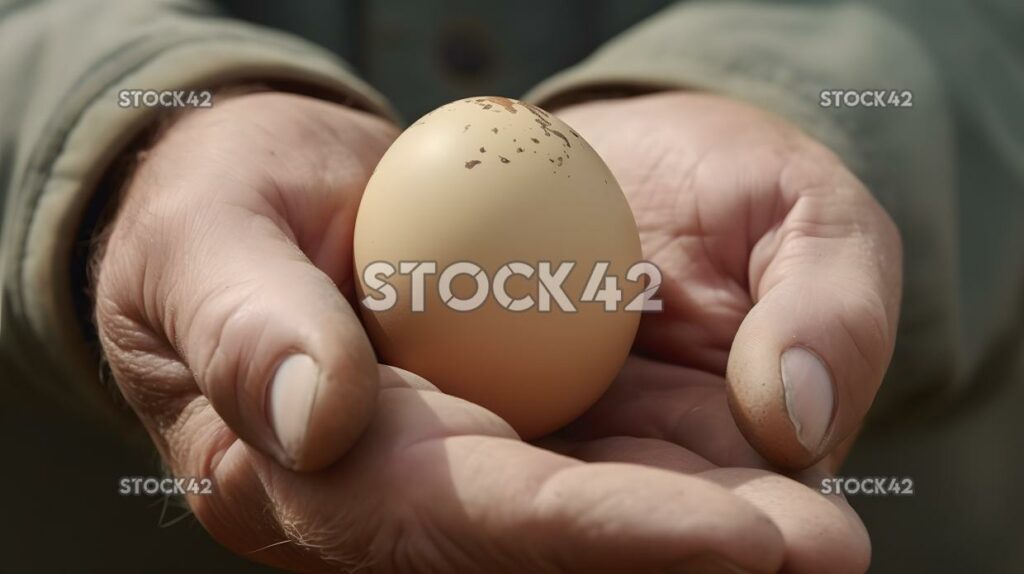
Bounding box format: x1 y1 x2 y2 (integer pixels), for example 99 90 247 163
525 1 960 419
0 0 394 423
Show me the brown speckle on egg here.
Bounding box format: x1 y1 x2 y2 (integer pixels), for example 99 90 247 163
523 104 572 148
481 96 518 113
465 160 481 169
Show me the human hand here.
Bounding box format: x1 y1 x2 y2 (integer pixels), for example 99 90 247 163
556 91 902 470
94 93 803 573
539 91 904 572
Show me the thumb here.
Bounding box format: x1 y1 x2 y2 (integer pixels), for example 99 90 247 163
727 176 902 469
168 210 379 471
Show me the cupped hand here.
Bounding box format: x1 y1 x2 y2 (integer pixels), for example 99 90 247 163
94 92 801 573
543 91 904 572
556 91 902 469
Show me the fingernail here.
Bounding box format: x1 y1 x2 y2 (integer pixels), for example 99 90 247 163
781 346 834 454
270 354 320 465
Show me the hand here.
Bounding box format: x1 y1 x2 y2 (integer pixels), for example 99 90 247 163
94 93 798 573
544 91 903 571
556 91 902 469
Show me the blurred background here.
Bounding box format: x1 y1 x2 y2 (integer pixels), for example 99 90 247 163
218 0 678 121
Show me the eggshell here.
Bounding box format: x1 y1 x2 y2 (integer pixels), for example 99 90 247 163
353 97 643 438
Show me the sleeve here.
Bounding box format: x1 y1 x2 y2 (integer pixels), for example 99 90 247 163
524 1 961 420
0 0 397 426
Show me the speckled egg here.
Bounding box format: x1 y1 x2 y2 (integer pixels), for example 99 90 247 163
353 96 644 438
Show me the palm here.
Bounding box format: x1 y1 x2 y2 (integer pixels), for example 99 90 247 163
256 365 863 573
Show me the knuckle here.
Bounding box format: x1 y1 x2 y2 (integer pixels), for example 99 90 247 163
92 209 200 420
94 293 193 419
189 290 266 389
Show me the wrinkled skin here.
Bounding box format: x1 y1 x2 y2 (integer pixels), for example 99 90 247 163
93 91 899 573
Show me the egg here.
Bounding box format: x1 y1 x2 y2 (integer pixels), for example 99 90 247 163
353 96 644 438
